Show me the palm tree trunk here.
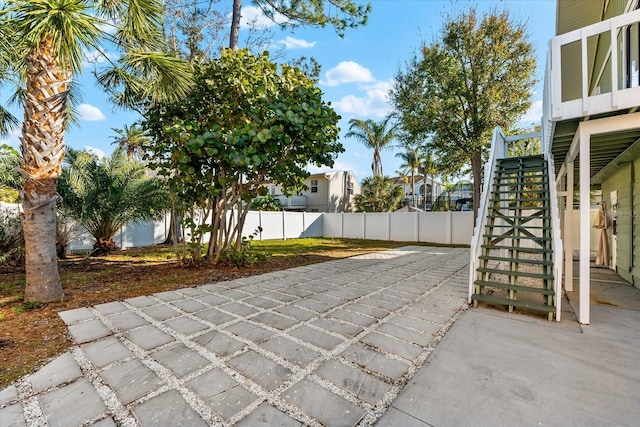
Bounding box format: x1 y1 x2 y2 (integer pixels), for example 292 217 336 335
21 35 68 302
229 0 242 49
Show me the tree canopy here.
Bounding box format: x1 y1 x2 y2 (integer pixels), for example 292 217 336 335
143 48 342 263
229 0 371 49
391 8 536 217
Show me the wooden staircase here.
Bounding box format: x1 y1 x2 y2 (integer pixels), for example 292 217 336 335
472 155 556 320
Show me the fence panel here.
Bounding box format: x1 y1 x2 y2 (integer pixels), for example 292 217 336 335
284 212 305 239
390 212 419 241
323 213 343 237
301 213 323 238
451 212 474 244
343 213 365 239
259 211 285 240
418 212 451 244
364 213 390 240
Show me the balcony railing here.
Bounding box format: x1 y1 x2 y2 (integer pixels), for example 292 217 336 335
548 8 640 121
275 195 307 210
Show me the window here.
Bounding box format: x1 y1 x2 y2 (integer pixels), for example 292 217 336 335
347 181 354 195
310 179 318 193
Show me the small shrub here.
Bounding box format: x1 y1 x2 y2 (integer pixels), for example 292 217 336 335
0 208 25 271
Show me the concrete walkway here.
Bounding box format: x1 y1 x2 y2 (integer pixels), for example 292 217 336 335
377 264 640 427
1 246 471 426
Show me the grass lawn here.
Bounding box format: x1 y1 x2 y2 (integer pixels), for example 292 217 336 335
0 238 418 388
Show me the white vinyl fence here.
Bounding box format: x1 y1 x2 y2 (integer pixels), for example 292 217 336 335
323 212 474 245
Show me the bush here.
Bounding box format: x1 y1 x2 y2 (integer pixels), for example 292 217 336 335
0 208 25 270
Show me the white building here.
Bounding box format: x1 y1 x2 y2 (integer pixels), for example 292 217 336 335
269 171 360 213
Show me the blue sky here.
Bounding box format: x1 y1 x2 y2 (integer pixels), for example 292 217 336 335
1 0 557 183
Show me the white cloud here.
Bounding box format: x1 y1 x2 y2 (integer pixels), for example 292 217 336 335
84 146 106 158
77 104 106 121
279 36 316 49
333 80 393 118
239 5 287 29
519 100 543 126
323 61 375 87
83 49 112 68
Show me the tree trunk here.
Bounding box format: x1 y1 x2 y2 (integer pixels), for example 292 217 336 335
229 0 242 49
471 151 482 223
21 34 68 302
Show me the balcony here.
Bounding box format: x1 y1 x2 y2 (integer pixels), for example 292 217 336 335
546 8 640 122
276 195 307 210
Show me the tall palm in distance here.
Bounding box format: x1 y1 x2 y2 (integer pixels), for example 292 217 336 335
111 124 149 161
1 0 193 302
345 115 398 177
395 145 422 207
419 150 438 211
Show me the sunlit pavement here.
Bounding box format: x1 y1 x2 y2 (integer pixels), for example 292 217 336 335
1 246 470 426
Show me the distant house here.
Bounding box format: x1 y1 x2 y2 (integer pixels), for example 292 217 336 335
389 175 442 210
268 171 360 213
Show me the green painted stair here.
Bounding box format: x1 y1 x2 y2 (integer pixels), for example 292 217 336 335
472 155 556 320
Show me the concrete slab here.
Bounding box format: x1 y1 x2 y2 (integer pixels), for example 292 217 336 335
207 385 257 420
228 350 292 391
289 325 344 350
235 402 302 427
29 352 82 392
151 344 210 378
283 379 365 426
385 306 640 427
67 318 112 344
0 402 25 427
132 390 207 427
39 379 106 427
100 359 163 405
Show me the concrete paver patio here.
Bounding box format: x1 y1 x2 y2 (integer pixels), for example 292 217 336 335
1 246 470 426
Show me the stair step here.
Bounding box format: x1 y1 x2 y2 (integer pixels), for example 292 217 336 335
489 197 550 202
483 234 550 241
486 225 551 230
478 255 553 266
476 267 553 280
481 244 552 253
474 280 555 295
490 189 548 194
471 294 556 313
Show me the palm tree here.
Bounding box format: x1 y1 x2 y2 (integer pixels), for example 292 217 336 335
345 115 398 177
111 124 149 161
419 151 438 210
395 146 421 207
354 176 404 212
58 148 168 255
1 1 192 302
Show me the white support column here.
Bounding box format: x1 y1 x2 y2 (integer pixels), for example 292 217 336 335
565 161 574 291
579 128 591 325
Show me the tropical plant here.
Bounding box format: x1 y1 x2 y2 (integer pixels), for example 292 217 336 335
0 206 24 270
354 176 404 212
58 149 168 256
391 8 536 219
144 49 342 264
419 149 438 211
345 115 398 177
111 124 150 161
0 144 20 202
251 195 283 211
0 0 193 302
395 145 422 207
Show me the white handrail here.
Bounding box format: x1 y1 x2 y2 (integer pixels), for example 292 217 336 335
468 127 506 302
545 154 564 321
